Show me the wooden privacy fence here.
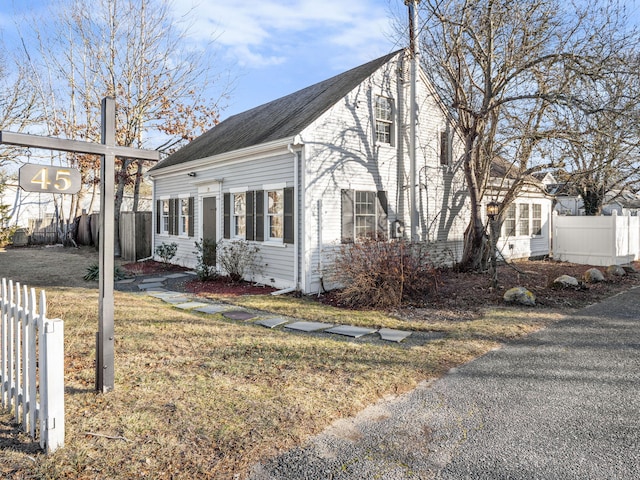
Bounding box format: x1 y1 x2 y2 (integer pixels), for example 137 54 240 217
0 278 65 453
553 211 640 266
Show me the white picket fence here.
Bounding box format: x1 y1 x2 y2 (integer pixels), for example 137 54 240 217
0 278 65 453
553 211 640 266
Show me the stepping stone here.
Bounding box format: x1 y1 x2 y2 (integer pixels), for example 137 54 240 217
378 328 412 343
284 321 334 332
147 291 183 298
255 317 289 329
142 277 168 283
115 278 136 284
223 310 257 321
174 301 210 310
165 273 190 279
326 325 378 338
194 304 229 314
138 282 164 290
161 296 192 304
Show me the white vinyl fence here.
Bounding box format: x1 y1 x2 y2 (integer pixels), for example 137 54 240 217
553 211 640 266
0 278 65 453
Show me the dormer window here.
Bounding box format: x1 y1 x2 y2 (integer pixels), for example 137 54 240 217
375 96 393 144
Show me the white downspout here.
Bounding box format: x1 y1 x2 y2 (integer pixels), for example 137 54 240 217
288 141 300 291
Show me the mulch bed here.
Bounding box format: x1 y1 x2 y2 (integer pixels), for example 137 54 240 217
121 258 640 313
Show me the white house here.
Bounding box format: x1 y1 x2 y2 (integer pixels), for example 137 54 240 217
148 49 471 294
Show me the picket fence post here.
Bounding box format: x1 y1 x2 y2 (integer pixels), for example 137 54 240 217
0 278 65 453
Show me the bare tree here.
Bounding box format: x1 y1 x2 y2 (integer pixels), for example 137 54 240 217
554 53 640 215
411 0 639 271
22 0 230 253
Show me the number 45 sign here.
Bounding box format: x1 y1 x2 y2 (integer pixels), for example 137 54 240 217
19 164 82 194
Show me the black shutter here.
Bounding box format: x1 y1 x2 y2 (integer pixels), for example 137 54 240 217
223 193 230 239
376 191 388 238
283 187 294 244
341 189 354 243
188 197 195 237
173 199 180 235
255 190 264 242
156 200 161 234
246 191 255 241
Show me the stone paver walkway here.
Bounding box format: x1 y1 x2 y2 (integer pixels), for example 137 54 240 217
116 272 421 344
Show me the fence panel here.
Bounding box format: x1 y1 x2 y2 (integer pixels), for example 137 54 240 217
0 278 65 453
554 212 640 265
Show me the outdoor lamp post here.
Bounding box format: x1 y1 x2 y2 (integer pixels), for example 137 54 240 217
486 201 500 289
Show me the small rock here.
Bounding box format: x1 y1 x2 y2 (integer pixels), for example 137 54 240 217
553 274 579 288
621 264 639 274
503 287 536 306
606 265 626 277
583 268 605 283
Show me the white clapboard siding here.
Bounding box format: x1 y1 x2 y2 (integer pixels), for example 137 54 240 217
0 278 65 453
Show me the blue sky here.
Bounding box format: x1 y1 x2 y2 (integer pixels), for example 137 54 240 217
2 0 408 120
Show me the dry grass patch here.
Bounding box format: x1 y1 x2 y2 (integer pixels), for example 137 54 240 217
0 286 554 479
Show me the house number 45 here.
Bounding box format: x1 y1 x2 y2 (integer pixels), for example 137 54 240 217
19 164 82 194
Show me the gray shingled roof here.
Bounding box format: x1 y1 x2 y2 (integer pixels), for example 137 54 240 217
150 50 402 172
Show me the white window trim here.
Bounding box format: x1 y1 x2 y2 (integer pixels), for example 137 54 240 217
266 189 284 243
502 201 544 238
232 192 247 239
179 197 190 236
160 199 170 235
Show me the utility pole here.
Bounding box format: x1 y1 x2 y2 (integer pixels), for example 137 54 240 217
406 0 421 241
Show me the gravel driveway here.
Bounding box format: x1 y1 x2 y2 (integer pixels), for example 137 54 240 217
248 287 640 479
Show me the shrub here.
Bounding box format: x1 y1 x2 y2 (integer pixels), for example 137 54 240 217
193 238 218 281
155 242 178 266
84 263 127 281
217 240 261 283
328 239 439 309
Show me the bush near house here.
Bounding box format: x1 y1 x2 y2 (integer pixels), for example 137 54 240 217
217 240 261 283
330 238 440 309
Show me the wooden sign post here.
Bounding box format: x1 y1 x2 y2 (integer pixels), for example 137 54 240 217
0 97 160 392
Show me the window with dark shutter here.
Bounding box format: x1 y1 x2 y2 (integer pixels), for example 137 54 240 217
341 189 388 242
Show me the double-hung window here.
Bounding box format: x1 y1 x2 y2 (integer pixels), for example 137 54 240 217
267 190 284 241
179 198 190 235
504 204 516 237
233 193 246 238
532 204 542 236
341 189 388 243
354 191 377 239
160 200 169 234
518 204 530 236
375 96 393 144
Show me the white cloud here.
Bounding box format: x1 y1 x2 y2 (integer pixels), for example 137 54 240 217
172 0 398 69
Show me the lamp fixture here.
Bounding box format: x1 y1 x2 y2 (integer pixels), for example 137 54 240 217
486 201 499 220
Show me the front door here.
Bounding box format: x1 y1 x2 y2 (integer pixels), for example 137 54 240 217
202 196 217 265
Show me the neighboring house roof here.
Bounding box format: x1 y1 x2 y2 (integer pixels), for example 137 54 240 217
150 50 403 172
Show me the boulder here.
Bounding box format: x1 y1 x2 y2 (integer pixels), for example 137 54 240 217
606 265 626 277
503 287 536 306
583 268 605 283
553 274 579 288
